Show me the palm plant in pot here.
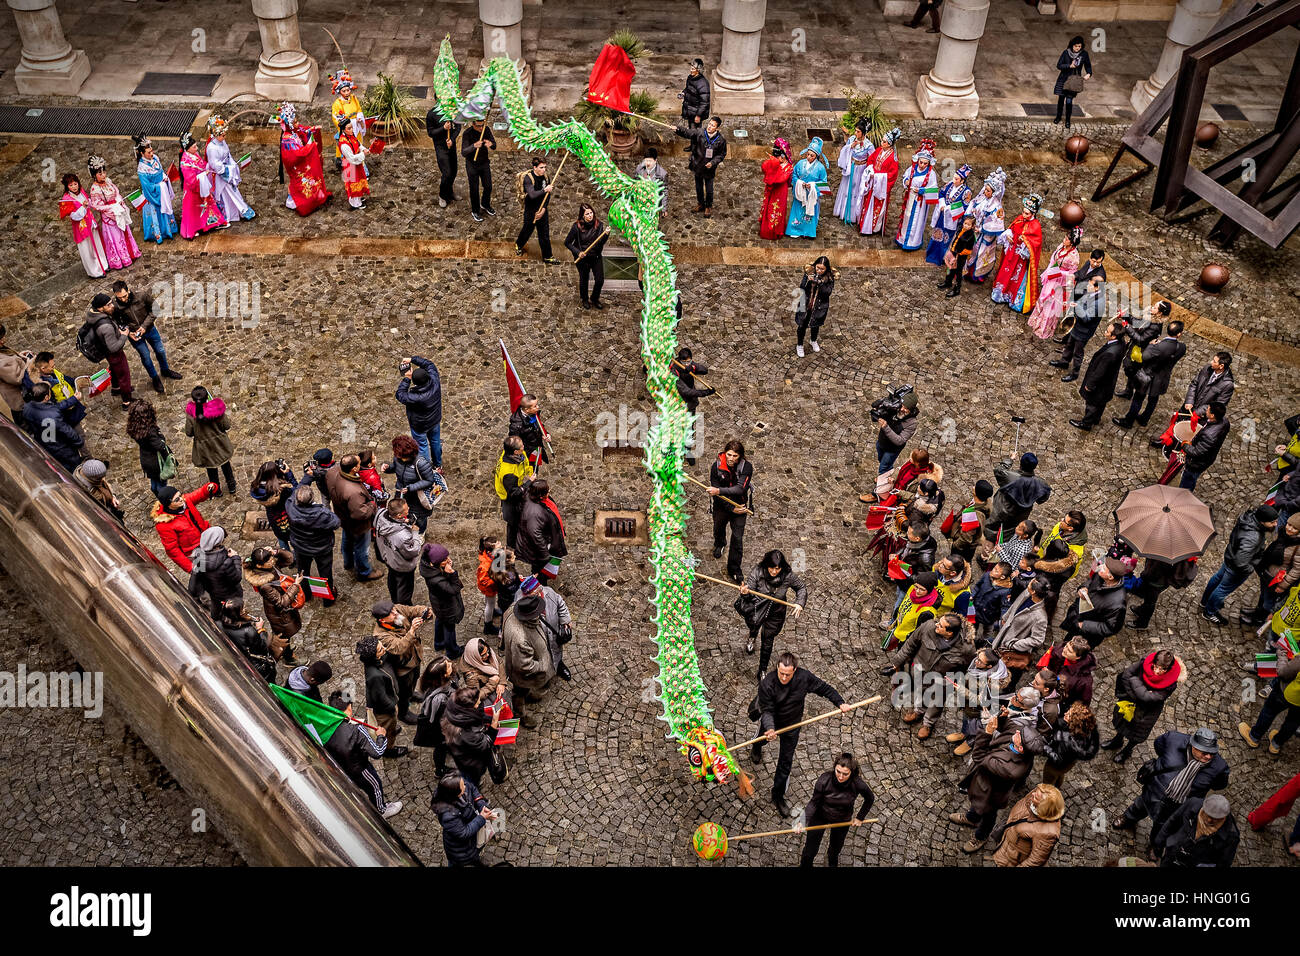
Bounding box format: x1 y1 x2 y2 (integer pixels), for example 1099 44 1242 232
838 87 893 143
575 28 658 155
363 72 423 143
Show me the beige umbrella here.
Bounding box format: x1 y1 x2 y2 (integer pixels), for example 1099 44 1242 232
1113 484 1216 563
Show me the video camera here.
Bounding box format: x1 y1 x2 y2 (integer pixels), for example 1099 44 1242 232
870 384 915 421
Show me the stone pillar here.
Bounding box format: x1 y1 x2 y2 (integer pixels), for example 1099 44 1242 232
479 0 532 99
711 0 766 114
1130 0 1221 113
914 0 990 120
6 0 90 95
251 0 318 100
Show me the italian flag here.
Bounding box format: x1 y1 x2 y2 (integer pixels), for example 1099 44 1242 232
127 189 147 210
1255 653 1278 679
304 575 334 599
494 718 520 746
268 684 347 745
237 152 253 170
540 556 562 580
87 368 111 395
960 509 980 532
920 184 940 201
1264 482 1280 507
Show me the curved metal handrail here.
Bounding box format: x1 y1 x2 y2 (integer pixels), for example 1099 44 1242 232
0 417 420 867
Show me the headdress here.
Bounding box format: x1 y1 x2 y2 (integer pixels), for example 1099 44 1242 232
1066 225 1083 245
983 166 1006 201
955 163 972 182
87 154 106 174
179 131 195 151
276 102 297 129
1023 193 1042 215
802 137 825 162
884 127 902 145
913 137 936 163
131 134 153 158
773 136 791 162
206 115 227 136
329 70 355 95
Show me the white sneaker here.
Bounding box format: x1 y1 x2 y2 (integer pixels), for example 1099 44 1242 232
438 197 447 208
381 800 403 819
796 345 805 358
811 341 821 353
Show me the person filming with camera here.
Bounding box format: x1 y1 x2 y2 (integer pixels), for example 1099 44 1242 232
860 385 918 504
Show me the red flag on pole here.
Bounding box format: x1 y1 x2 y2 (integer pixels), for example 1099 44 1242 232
585 43 636 114
500 339 550 467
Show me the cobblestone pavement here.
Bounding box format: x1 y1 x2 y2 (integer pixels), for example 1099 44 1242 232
1 0 1296 125
0 119 1298 867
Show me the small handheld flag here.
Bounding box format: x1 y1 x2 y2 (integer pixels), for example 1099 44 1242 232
494 718 521 745
540 556 563 580
960 509 980 533
127 189 147 210
87 369 111 395
166 161 180 184
237 152 252 170
304 575 334 600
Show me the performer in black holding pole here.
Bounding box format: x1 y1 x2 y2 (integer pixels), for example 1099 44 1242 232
426 105 460 208
461 117 496 221
709 439 754 583
673 347 715 465
563 203 609 310
515 156 558 263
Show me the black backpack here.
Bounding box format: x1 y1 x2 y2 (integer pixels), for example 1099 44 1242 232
75 317 108 363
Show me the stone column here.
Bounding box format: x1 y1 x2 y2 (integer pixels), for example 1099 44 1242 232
1130 0 1221 113
479 0 532 99
914 0 990 120
711 0 766 114
251 0 318 101
6 0 90 95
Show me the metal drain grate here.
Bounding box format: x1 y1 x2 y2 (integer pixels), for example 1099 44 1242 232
1211 103 1247 121
1022 102 1086 118
806 127 834 143
605 517 639 538
133 72 221 97
809 97 848 111
0 105 199 137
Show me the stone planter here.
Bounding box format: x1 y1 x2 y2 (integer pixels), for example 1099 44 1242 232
608 127 641 157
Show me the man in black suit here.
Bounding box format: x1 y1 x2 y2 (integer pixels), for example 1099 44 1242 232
1053 248 1107 344
1071 321 1125 431
426 106 460 208
1181 351 1236 419
1114 316 1186 428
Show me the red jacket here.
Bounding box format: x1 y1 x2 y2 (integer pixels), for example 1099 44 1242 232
151 483 217 572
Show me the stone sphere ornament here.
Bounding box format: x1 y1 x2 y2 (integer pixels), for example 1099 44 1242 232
1197 262 1230 294
1059 200 1087 229
1195 122 1221 149
1064 135 1090 164
692 822 729 861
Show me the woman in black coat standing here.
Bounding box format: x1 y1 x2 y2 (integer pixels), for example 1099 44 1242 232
126 399 172 495
563 203 609 311
795 255 837 358
431 770 499 867
1053 36 1093 129
1102 649 1182 763
799 752 875 867
1042 701 1100 788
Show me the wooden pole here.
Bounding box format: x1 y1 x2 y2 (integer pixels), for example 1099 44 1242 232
473 104 496 162
726 695 883 753
693 570 790 605
670 359 721 399
730 819 880 843
605 107 678 132
574 226 611 261
684 474 752 515
536 151 569 219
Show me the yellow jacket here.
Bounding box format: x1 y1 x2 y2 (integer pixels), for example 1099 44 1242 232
330 94 363 155
493 451 533 501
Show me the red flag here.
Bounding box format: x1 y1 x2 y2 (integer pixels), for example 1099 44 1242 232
500 339 549 464
166 161 180 184
586 43 636 114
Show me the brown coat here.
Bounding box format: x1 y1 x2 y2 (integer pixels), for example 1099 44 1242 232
325 463 378 536
455 656 506 705
993 793 1062 867
0 344 29 417
245 552 302 639
373 603 428 670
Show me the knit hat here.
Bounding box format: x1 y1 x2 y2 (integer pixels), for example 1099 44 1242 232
1255 505 1279 523
1287 513 1300 535
513 592 544 621
411 367 431 387
1020 452 1038 471
312 448 333 466
199 526 226 551
901 392 918 410
371 599 395 619
305 661 333 683
519 574 543 596
424 543 449 565
913 571 939 590
156 485 180 508
91 292 112 310
974 479 994 499
1202 794 1230 819
81 459 108 479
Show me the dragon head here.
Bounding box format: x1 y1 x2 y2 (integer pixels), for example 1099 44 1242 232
680 726 737 785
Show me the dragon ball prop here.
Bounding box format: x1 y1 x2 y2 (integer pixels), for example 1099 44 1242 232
692 822 729 861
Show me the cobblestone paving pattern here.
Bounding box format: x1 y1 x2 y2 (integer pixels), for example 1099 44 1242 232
0 126 1298 866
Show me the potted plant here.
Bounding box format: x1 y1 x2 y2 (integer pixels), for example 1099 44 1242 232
838 87 893 143
363 72 423 143
575 29 659 155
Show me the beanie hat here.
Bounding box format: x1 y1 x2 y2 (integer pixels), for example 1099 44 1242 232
199 526 226 551
901 391 918 410
974 479 994 499
91 292 112 310
157 485 180 508
371 599 395 619
312 448 333 465
913 570 939 590
514 592 544 621
1020 452 1038 471
305 661 333 683
1256 505 1279 523
424 543 450 565
519 574 543 596
81 459 108 479
411 367 431 387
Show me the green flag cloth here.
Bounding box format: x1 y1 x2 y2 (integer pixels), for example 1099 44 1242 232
269 684 347 745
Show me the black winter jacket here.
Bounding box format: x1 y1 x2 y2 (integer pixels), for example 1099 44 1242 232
516 497 567 566
1112 656 1178 742
1154 797 1240 868
441 697 496 784
680 72 711 120
1060 575 1126 648
804 770 875 824
363 658 400 717
756 666 843 732
1182 415 1230 474
285 494 340 555
395 356 442 431
421 560 465 625
1042 725 1099 770
1222 510 1270 574
709 454 754 513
